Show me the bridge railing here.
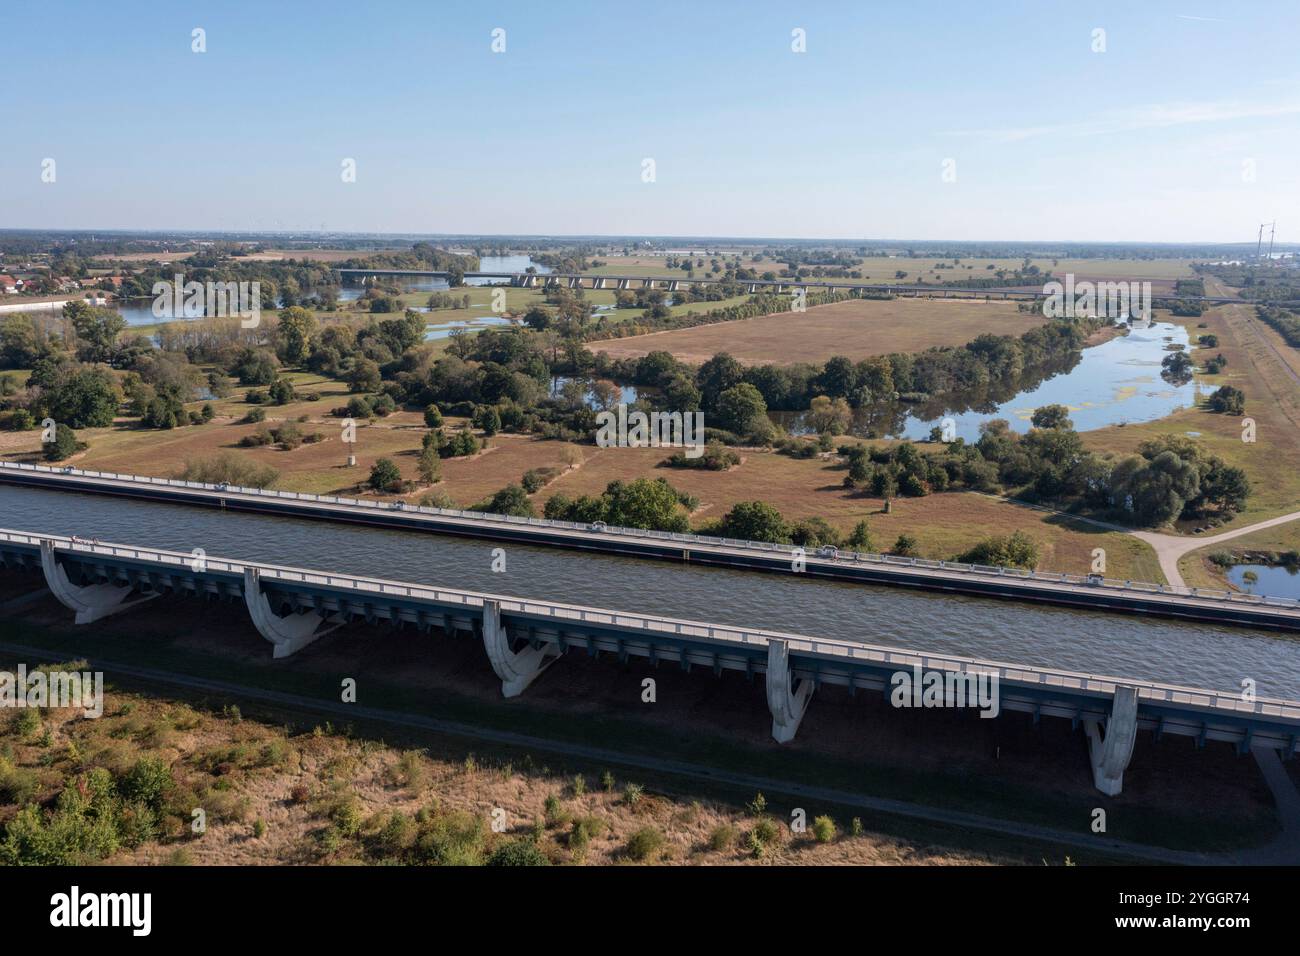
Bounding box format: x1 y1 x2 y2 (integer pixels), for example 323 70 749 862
4 525 1298 722
3 461 1297 612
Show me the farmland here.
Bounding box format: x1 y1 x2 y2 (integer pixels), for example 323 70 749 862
590 254 1197 286
586 296 1044 366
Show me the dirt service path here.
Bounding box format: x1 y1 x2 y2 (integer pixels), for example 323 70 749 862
1132 511 1300 588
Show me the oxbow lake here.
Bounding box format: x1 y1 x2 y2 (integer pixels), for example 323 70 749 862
773 320 1203 440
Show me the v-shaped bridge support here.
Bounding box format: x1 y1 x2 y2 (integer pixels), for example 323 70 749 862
243 567 342 659
481 598 560 697
40 540 159 624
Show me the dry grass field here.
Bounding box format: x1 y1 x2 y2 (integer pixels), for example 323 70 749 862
90 251 197 263
587 297 1044 365
0 368 582 505
243 248 406 262
1 411 1159 579
591 254 1196 285
1 664 993 866
541 444 1159 581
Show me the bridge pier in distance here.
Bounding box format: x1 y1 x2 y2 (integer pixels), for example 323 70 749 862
766 639 814 743
480 599 561 697
1085 685 1139 795
243 568 341 659
39 540 159 624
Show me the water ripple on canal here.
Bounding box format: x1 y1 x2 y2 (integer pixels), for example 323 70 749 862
3 485 1298 698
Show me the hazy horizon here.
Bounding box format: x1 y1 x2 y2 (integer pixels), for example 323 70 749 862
4 0 1297 244
2 228 1293 250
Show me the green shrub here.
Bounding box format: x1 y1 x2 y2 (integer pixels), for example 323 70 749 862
471 405 501 436
267 378 295 405
956 530 1040 570
811 815 836 843
708 823 737 851
1207 385 1246 415
177 452 278 489
892 533 919 557
239 425 273 447
624 826 665 862
0 754 40 805
12 708 42 738
439 428 481 459
543 793 569 829
120 755 173 811
412 809 486 865
488 839 549 866
473 483 534 518
272 420 303 450
521 467 560 494
330 797 363 838
369 457 403 493
42 423 78 462
345 395 373 419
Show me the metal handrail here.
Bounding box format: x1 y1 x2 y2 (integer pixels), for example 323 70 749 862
3 525 1297 721
1 461 1296 611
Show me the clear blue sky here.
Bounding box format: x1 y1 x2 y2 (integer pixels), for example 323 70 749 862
4 0 1298 243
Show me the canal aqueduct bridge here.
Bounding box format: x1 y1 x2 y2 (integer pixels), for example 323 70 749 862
2 527 1298 797
2 463 1298 634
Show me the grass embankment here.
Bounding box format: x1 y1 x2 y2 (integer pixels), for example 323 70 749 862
0 646 1013 866
4 662 1007 866
0 594 1279 860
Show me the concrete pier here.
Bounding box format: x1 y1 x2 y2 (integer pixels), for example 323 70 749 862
243 567 341 659
480 597 560 696
40 539 158 624
1085 686 1138 795
766 638 814 743
4 526 1299 795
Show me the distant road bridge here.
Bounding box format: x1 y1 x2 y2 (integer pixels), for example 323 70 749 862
333 267 1263 305
2 527 1297 796
2 462 1298 634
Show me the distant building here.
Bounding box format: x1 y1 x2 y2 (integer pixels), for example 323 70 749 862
0 275 16 294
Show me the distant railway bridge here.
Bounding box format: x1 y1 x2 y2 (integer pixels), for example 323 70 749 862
333 267 1262 305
